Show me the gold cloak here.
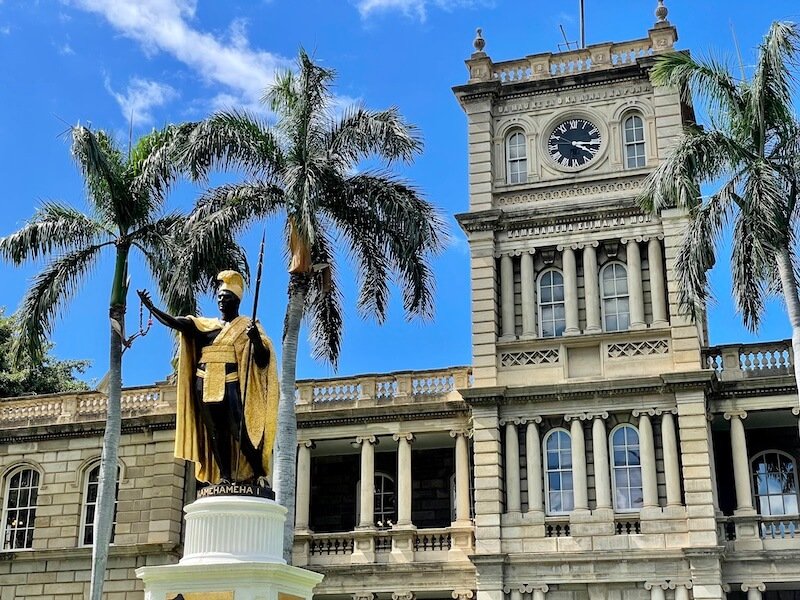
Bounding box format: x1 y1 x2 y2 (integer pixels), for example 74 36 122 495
174 315 279 483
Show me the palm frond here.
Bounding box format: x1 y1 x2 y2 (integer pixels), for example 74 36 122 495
0 202 111 265
638 126 746 212
128 123 192 208
731 213 772 330
180 111 283 182
649 51 745 123
326 106 423 167
70 126 135 230
303 230 343 365
12 244 106 364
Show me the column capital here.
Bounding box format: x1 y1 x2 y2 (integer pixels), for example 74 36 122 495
741 584 766 593
354 594 376 600
392 593 415 600
672 582 693 590
621 235 649 244
793 407 800 416
644 582 670 591
499 417 526 426
450 428 474 439
299 440 316 449
355 435 379 445
556 243 579 251
724 410 748 421
564 412 606 422
632 408 658 417
452 591 474 600
578 240 600 249
393 432 415 443
527 585 549 594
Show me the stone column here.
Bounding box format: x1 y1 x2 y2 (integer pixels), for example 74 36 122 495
531 585 549 600
500 254 516 340
645 582 669 600
451 430 472 524
356 435 378 528
508 588 522 600
565 415 589 511
592 414 612 512
504 419 521 514
635 410 659 509
394 433 414 526
742 583 766 600
625 239 646 329
520 251 536 336
725 411 754 512
561 246 580 335
583 242 601 333
295 440 314 531
648 238 668 326
674 583 693 600
661 410 682 507
525 417 544 514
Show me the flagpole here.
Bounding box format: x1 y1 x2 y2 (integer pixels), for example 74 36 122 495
579 0 585 48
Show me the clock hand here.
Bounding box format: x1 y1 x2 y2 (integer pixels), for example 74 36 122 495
572 140 600 148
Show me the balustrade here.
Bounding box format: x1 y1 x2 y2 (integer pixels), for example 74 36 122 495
702 340 793 380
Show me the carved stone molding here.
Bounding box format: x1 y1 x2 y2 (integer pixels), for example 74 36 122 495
499 417 527 426
299 440 316 450
496 177 647 206
354 594 375 600
741 584 766 594
564 411 607 422
644 582 670 591
452 591 475 600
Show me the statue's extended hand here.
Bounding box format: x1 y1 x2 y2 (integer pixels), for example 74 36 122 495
137 289 154 309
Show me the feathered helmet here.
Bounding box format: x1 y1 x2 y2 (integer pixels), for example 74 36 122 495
216 270 245 300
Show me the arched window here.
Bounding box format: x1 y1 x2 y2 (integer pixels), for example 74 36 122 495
356 472 397 528
610 425 643 512
601 262 630 332
506 130 527 184
81 464 119 546
2 467 40 550
538 269 566 338
623 114 646 168
544 429 573 515
752 450 799 516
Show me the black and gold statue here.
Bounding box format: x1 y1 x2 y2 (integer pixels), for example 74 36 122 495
138 270 278 486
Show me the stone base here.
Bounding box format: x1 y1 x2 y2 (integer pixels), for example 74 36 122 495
137 495 324 600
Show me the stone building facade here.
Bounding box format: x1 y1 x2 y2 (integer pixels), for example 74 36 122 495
2 7 800 600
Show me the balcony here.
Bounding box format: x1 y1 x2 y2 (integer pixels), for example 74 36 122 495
702 340 794 381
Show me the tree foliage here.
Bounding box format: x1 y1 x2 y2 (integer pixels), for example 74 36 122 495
0 309 89 398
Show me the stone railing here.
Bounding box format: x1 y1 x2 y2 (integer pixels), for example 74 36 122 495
296 367 472 407
759 515 800 539
466 26 677 85
614 516 641 535
544 517 571 538
702 340 793 381
0 386 171 429
413 528 452 552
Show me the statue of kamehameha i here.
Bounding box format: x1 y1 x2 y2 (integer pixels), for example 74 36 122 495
137 271 278 488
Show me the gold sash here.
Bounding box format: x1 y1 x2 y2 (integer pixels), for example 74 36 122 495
197 319 249 403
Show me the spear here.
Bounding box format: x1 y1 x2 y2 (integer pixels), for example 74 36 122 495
237 229 267 479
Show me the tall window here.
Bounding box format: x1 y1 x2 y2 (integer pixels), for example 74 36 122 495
610 425 643 511
506 130 527 184
623 114 646 168
356 472 397 528
3 467 40 550
752 451 799 516
544 429 574 515
81 464 119 546
539 269 566 338
601 263 630 332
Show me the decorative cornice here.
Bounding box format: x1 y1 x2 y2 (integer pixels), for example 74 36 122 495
497 177 647 207
298 407 468 429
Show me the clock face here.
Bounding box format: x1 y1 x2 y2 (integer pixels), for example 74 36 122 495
547 118 602 168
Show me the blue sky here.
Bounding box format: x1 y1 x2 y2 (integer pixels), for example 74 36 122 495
0 0 798 388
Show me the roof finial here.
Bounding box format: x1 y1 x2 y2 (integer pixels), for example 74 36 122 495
655 0 669 24
473 28 486 55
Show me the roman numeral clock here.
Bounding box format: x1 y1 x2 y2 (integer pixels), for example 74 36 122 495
547 118 602 169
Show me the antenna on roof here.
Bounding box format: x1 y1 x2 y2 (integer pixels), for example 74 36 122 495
558 24 578 52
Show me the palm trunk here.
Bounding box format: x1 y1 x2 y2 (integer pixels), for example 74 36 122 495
775 248 800 406
274 273 308 563
89 244 128 600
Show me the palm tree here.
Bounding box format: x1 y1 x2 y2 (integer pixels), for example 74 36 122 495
178 50 447 560
0 125 247 600
638 21 800 389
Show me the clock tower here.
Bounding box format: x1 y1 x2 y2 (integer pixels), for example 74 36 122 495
453 6 725 600
454 4 702 389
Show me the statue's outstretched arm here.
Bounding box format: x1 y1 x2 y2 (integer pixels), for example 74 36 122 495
137 289 195 334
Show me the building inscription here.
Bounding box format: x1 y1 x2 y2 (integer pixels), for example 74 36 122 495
507 214 652 238
497 84 652 114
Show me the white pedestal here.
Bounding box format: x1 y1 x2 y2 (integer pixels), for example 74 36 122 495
137 495 324 600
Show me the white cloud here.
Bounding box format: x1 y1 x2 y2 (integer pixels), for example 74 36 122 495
356 0 486 22
68 0 291 110
59 43 75 55
0 25 10 35
105 76 179 126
